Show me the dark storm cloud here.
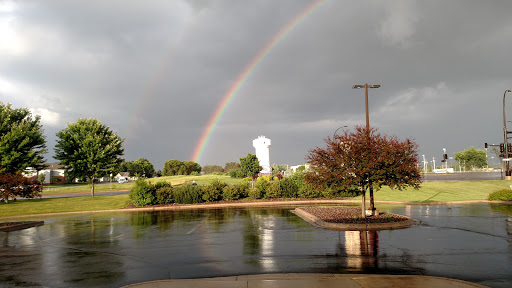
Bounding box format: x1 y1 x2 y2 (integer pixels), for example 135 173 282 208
1 0 511 170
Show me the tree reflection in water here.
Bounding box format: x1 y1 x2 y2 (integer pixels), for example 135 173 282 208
340 231 378 271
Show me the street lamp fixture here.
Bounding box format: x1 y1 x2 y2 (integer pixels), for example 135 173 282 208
503 89 512 177
353 84 381 129
333 125 348 139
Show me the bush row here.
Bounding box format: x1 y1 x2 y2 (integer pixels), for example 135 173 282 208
488 189 512 201
129 173 359 207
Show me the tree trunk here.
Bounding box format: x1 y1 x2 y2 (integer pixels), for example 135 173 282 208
91 177 95 198
361 184 366 218
369 185 375 216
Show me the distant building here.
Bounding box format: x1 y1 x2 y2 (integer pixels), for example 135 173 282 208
253 136 271 175
24 163 66 184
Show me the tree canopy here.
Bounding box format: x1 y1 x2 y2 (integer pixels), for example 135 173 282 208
0 102 46 173
306 126 421 217
120 158 155 177
454 147 487 170
202 165 224 174
54 118 124 197
224 162 241 173
162 159 201 176
240 154 262 177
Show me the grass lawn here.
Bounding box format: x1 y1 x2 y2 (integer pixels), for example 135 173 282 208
0 195 130 218
42 174 242 194
362 180 512 203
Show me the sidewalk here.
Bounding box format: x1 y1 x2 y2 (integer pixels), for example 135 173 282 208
122 273 488 288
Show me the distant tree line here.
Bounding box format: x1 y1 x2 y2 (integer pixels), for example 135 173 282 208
162 160 201 176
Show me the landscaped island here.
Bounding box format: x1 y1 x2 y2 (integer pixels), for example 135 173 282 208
294 206 414 231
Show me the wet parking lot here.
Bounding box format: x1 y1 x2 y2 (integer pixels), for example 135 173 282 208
1 203 511 288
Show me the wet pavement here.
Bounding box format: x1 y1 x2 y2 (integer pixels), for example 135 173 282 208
0 203 511 288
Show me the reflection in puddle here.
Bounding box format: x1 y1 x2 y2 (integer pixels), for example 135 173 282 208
343 231 378 270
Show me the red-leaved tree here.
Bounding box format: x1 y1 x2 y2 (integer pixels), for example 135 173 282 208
0 171 42 203
305 126 421 217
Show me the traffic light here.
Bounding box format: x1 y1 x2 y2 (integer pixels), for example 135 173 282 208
500 143 505 153
485 143 488 148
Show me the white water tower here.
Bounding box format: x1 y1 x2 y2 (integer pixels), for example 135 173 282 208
253 135 271 174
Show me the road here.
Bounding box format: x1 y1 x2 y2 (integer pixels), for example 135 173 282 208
41 189 129 198
422 171 503 181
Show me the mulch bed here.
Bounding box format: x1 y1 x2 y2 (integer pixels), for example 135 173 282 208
300 206 410 224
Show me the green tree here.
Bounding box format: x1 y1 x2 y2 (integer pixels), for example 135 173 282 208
183 160 201 175
240 154 262 177
163 159 184 176
54 118 124 197
224 162 241 173
121 158 155 177
454 147 487 170
306 126 421 217
162 159 200 176
202 165 224 174
0 102 47 173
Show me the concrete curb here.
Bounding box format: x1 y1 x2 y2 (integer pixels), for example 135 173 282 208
120 273 489 288
294 208 415 231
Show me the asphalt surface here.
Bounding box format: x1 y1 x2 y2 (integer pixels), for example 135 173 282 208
1 203 511 287
41 190 129 198
422 171 503 181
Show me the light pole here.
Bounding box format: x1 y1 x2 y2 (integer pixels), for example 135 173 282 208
503 89 512 178
353 83 380 217
422 154 427 173
353 84 381 129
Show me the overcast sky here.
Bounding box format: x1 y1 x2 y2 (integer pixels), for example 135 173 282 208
2 0 512 170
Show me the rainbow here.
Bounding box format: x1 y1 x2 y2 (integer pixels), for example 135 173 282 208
191 0 328 163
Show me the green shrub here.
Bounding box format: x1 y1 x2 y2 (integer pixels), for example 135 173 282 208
280 178 298 198
265 182 282 198
248 187 262 199
298 184 321 198
154 180 171 190
222 185 240 200
210 179 227 191
322 185 340 198
229 169 246 178
202 185 221 202
156 187 174 204
190 171 200 176
174 185 203 204
338 186 360 197
129 179 156 207
255 177 270 197
289 171 305 190
488 189 512 201
237 181 251 198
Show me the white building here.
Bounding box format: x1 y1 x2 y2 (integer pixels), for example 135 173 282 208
253 135 271 174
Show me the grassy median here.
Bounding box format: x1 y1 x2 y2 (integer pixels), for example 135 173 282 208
1 180 510 219
0 195 130 218
365 180 511 203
